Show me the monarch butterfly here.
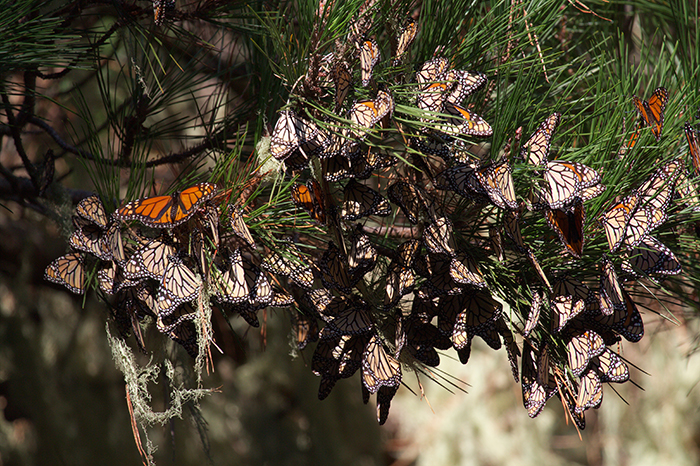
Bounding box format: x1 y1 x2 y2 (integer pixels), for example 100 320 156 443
531 161 602 210
98 261 141 296
416 57 450 84
262 249 315 289
576 368 603 414
210 248 250 304
244 259 273 308
340 179 392 220
545 200 585 259
423 217 456 257
374 384 399 426
601 194 638 252
270 110 312 160
107 223 125 263
123 238 177 280
551 282 587 333
76 195 108 230
618 127 640 158
675 171 700 213
160 255 201 305
320 129 354 161
358 38 380 86
489 226 504 261
348 90 394 138
636 158 681 223
115 182 217 228
109 288 150 352
348 228 377 275
440 289 502 350
474 319 502 351
528 250 553 293
387 180 426 224
435 103 493 138
449 253 486 288
228 250 273 306
384 261 415 308
474 160 518 210
592 348 629 383
352 149 397 179
291 311 319 350
632 87 668 141
555 274 595 305
154 302 198 334
153 0 175 25
396 239 421 268
408 133 450 159
411 289 438 321
521 341 558 418
312 337 343 398
222 300 265 327
270 287 295 307
97 264 116 295
322 303 374 339
685 123 700 174
565 330 605 378
313 334 366 399
621 235 681 279
331 61 352 110
599 255 625 316
444 70 488 105
70 220 112 261
434 163 480 198
523 290 542 337
165 319 200 358
601 159 679 252
503 209 527 254
197 204 220 249
416 81 451 116
362 334 402 394
393 17 417 65
292 178 327 224
319 241 354 293
44 252 86 295
399 313 451 367
521 113 561 166
230 207 256 249
588 287 644 343
307 289 357 323
325 149 397 182
422 258 464 297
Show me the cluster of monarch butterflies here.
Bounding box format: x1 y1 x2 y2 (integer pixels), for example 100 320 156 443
45 1 700 430
44 183 295 358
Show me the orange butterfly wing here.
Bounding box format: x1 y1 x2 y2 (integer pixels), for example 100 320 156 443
633 87 668 141
119 195 175 226
292 179 326 224
685 123 700 175
545 201 584 259
172 183 218 223
116 182 216 228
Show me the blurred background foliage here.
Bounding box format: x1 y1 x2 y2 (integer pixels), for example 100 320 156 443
1 0 700 465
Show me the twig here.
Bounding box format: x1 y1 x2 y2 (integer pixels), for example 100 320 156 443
1 91 40 189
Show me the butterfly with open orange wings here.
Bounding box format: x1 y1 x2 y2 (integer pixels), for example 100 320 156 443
115 182 217 228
